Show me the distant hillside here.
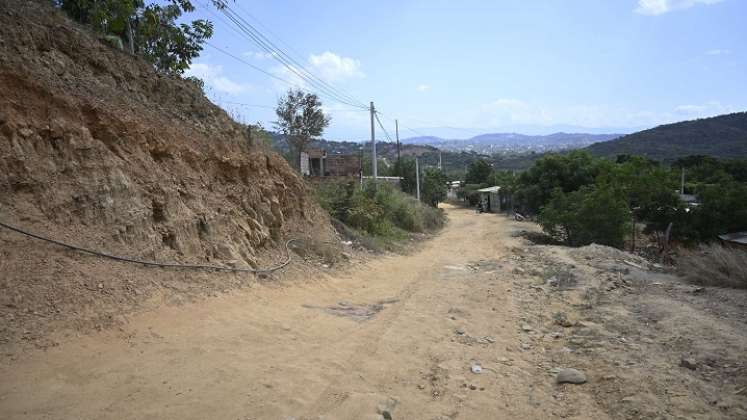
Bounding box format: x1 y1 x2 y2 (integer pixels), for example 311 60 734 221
404 132 621 154
269 135 438 158
586 112 747 161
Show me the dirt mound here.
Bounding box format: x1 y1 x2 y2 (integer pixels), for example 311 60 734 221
569 243 648 266
0 1 335 351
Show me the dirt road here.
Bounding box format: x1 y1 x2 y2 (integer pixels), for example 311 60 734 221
2 205 746 419
0 205 594 419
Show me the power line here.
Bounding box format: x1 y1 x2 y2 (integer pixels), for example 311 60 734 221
203 42 364 111
215 3 368 109
374 112 394 143
197 1 366 109
230 0 363 107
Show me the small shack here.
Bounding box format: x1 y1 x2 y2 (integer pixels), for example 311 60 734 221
477 186 501 212
718 232 747 250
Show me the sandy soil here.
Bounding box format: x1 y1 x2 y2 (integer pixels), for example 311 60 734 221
1 205 745 419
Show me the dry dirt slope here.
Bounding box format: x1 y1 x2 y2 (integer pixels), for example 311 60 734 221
0 1 335 350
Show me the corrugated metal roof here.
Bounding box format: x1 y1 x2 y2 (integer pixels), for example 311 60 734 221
718 232 747 245
477 186 501 193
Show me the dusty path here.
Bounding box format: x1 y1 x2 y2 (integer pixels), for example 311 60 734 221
0 205 604 419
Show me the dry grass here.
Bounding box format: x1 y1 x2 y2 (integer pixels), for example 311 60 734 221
677 244 747 289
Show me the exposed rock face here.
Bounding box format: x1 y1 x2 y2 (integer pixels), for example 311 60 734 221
0 0 335 348
0 0 330 266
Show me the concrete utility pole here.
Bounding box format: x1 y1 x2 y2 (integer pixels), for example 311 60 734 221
395 119 401 173
415 157 421 201
680 167 685 195
438 151 442 170
370 101 377 181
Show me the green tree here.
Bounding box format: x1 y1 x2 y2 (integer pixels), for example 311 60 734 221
538 184 631 248
274 89 330 170
54 0 214 74
692 182 747 240
465 159 493 185
514 151 602 214
421 168 448 207
393 158 417 195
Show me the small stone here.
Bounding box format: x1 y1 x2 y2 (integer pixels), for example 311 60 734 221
97 283 104 289
556 368 587 384
455 328 466 335
471 364 482 374
469 384 477 390
521 324 533 332
680 357 698 370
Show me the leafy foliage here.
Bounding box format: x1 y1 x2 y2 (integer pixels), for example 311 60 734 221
274 89 330 170
513 150 747 247
54 0 214 74
421 167 448 207
465 159 493 185
514 151 604 214
538 185 631 248
316 182 444 237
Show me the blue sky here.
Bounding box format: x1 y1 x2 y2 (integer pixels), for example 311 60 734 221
184 0 746 140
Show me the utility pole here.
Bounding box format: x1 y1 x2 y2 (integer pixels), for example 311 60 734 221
680 167 685 195
370 101 377 182
395 119 401 175
438 151 442 170
415 157 421 201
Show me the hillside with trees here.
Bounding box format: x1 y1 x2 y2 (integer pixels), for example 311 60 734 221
586 112 747 161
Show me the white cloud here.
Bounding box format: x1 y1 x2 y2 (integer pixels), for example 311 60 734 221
185 62 252 95
635 0 724 16
308 51 365 82
416 84 431 92
706 48 731 55
271 51 365 92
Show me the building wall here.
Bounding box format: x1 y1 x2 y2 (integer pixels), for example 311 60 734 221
300 152 310 176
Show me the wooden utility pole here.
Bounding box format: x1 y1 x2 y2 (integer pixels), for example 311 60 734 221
370 102 377 181
415 157 421 201
395 119 401 173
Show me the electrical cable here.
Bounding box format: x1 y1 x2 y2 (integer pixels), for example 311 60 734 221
374 112 394 142
0 220 298 274
216 3 368 109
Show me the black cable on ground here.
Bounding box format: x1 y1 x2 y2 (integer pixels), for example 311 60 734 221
0 220 297 274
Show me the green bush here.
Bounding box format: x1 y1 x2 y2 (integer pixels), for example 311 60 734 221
538 184 631 248
316 181 444 237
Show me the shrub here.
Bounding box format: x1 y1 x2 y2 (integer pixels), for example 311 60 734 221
538 184 631 248
677 244 747 289
315 181 444 237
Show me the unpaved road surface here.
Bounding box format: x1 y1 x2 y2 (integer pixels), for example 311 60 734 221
1 205 746 419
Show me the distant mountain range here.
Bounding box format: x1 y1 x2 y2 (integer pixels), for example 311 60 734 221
586 112 747 161
402 132 622 154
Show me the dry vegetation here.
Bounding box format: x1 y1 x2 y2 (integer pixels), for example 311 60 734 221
677 244 747 289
